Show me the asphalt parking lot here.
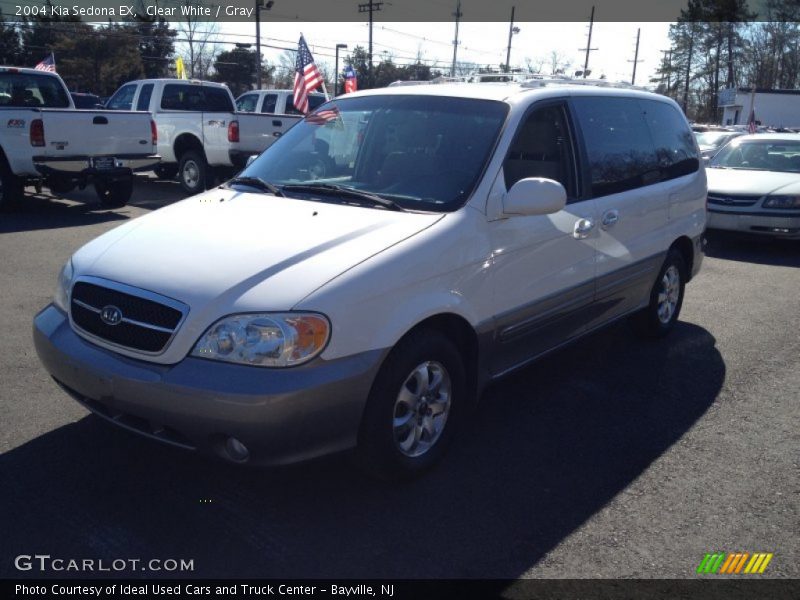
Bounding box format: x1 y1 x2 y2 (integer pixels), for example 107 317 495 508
0 176 798 579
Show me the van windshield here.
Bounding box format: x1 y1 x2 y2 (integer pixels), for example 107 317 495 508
239 95 509 212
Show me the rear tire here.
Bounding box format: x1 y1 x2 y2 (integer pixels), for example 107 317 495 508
356 329 465 480
0 156 24 211
153 164 178 180
630 248 687 338
178 150 211 195
95 177 133 207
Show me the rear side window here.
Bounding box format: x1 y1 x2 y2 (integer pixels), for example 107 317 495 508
106 84 137 110
572 96 658 197
285 94 326 115
260 93 278 113
161 84 233 112
203 86 234 112
639 99 699 179
0 73 70 108
136 83 154 111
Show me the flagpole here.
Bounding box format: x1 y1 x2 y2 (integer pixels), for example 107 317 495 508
320 81 330 102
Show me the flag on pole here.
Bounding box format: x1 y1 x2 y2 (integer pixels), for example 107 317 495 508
343 65 357 94
34 53 56 73
747 87 757 133
175 56 187 80
293 35 324 114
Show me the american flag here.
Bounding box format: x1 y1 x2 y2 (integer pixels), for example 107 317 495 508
747 107 757 134
293 35 324 114
34 53 56 73
306 106 341 125
343 65 357 94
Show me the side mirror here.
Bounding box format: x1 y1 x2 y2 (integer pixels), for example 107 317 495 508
503 177 567 216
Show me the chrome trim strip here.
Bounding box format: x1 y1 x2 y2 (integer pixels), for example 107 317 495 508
72 298 100 314
72 298 175 334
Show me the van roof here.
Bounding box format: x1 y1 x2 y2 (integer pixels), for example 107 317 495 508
343 80 664 104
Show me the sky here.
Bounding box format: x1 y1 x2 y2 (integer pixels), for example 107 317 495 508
221 21 673 88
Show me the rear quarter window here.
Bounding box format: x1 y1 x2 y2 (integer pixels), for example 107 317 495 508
639 99 699 180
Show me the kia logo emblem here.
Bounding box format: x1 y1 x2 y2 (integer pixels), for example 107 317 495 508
722 197 734 204
100 305 123 326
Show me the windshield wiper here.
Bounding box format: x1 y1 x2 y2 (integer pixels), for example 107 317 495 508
226 176 284 197
281 183 404 211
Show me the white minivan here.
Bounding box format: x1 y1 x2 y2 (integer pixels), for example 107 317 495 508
34 81 706 479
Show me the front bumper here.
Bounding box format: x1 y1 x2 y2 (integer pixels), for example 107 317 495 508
707 209 800 238
33 154 161 177
33 305 384 466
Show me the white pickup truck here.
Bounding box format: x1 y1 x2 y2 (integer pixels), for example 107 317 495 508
232 89 327 160
0 67 159 209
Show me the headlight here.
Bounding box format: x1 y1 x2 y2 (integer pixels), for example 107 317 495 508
53 258 74 312
763 195 800 209
191 312 330 367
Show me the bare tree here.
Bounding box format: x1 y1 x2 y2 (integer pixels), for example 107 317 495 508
523 56 545 74
176 4 219 79
548 50 572 76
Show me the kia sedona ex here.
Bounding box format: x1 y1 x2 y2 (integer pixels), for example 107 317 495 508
34 81 706 479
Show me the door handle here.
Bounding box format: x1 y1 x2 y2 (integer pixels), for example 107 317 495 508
92 116 108 124
573 218 595 239
272 120 282 126
601 209 619 228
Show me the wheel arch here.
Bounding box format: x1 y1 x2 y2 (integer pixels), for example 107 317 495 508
670 235 695 281
173 133 205 162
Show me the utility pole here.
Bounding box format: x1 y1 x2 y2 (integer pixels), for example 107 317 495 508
255 0 275 90
578 5 598 78
358 1 383 83
629 28 643 85
451 0 462 77
504 6 519 74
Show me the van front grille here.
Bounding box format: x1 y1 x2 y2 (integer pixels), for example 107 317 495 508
70 280 186 353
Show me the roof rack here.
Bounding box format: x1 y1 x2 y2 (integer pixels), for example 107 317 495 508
520 77 650 91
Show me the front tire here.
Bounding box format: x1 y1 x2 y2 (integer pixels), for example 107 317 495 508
356 329 465 480
630 248 687 338
178 150 211 195
153 164 178 180
94 177 133 207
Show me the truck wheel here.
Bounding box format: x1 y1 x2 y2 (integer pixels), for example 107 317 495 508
153 164 178 180
0 158 23 211
356 329 465 480
178 151 211 195
630 248 687 338
95 178 133 207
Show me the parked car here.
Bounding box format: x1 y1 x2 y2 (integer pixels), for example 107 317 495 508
0 67 159 208
694 129 745 162
70 92 103 109
105 79 289 194
34 81 706 479
706 133 800 238
232 89 326 163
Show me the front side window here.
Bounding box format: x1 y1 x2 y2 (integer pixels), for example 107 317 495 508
504 103 576 199
239 95 509 212
236 93 258 112
572 96 658 197
106 84 137 110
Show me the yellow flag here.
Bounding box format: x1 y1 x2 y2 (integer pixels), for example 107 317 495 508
175 56 187 80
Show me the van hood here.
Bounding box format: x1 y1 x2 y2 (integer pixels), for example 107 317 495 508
73 189 443 362
706 168 800 196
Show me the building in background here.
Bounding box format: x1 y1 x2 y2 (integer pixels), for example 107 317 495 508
719 88 800 129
